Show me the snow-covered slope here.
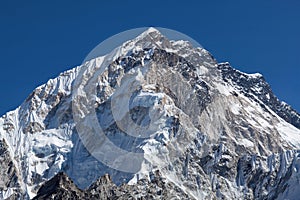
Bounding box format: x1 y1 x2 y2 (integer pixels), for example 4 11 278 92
1 28 300 199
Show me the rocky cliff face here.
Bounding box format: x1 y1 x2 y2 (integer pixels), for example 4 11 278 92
33 171 191 200
0 28 300 199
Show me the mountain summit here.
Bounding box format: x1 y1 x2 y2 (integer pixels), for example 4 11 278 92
1 28 300 199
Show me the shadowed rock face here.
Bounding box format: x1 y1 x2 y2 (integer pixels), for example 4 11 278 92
1 28 300 199
32 172 83 200
0 139 22 200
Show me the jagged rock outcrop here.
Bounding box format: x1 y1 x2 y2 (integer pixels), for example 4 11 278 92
34 171 192 200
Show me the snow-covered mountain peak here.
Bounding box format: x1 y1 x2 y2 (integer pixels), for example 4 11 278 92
137 27 161 38
1 28 300 199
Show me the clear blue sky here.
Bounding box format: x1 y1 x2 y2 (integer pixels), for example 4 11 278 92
0 0 299 115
